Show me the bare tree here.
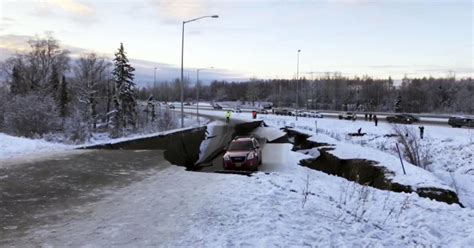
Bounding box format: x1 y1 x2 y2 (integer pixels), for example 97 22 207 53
72 53 111 130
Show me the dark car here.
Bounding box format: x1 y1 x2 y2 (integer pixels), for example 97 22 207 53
232 107 242 113
448 116 474 128
168 104 175 109
213 104 223 110
256 108 268 114
274 108 291 116
223 137 262 171
386 114 418 124
262 104 273 110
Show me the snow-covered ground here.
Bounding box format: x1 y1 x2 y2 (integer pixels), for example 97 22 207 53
2 109 474 246
181 108 474 208
18 144 474 247
0 114 207 167
0 133 73 167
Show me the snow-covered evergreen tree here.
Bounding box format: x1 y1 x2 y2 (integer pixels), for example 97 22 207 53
111 43 137 134
395 95 402 113
48 65 60 96
109 96 122 138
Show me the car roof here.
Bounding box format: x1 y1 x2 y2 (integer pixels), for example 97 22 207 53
232 137 254 142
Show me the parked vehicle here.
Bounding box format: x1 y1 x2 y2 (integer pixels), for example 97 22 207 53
301 111 323 118
257 108 268 114
274 108 291 116
262 104 273 110
232 107 242 113
308 111 323 118
338 112 356 120
386 114 419 124
402 114 420 123
213 104 223 110
288 109 304 117
223 136 262 171
168 104 175 109
448 116 474 128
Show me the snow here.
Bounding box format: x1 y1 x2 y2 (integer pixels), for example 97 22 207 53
17 148 474 247
0 114 208 166
0 133 72 167
178 108 474 207
252 126 286 142
2 108 474 246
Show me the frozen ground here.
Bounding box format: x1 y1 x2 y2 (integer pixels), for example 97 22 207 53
0 133 73 167
0 114 206 167
182 108 474 208
2 110 473 246
15 146 474 247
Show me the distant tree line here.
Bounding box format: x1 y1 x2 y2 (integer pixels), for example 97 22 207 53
139 74 473 114
0 34 172 142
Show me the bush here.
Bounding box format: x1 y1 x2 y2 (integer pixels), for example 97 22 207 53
392 125 432 170
4 94 60 137
63 110 91 143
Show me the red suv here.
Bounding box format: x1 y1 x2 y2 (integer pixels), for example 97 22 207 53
223 137 262 171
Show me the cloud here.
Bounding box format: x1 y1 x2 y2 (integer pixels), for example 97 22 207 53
0 17 16 31
150 0 208 23
0 33 244 85
0 34 32 52
44 0 95 16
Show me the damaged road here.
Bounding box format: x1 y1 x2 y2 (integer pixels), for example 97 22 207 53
283 128 462 206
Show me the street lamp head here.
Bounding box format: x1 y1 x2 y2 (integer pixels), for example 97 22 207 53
211 15 219 18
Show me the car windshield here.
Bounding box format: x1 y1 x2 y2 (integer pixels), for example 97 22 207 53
228 141 254 151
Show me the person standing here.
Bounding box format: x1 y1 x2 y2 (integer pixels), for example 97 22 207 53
419 126 425 139
252 110 257 119
374 115 378 126
225 110 231 123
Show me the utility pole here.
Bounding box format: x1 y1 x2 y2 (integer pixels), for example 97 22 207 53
180 15 219 128
154 67 157 99
296 49 301 120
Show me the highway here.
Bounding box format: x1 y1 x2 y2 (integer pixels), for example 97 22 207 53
163 103 469 128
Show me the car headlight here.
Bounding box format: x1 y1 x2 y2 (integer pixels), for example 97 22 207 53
224 154 231 161
247 152 255 160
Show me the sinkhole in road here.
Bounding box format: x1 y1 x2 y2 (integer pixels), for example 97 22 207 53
85 120 265 175
84 120 462 205
283 128 462 206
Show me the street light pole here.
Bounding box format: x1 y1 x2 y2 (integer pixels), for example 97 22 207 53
180 15 219 128
296 49 301 121
154 67 157 99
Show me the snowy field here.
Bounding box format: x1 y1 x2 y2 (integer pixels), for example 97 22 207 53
0 115 204 167
189 109 474 208
1 109 473 246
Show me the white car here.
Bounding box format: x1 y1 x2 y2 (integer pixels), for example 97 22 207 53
308 111 323 118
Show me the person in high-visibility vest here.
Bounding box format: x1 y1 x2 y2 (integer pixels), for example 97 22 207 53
225 110 231 123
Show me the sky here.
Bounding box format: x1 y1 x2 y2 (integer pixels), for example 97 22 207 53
0 0 473 85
